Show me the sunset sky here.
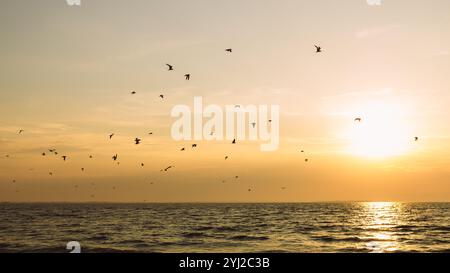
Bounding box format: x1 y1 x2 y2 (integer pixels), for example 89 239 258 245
0 0 449 202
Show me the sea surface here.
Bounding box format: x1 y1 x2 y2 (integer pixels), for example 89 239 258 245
0 202 449 253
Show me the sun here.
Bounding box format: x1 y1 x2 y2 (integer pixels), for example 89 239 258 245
346 100 414 158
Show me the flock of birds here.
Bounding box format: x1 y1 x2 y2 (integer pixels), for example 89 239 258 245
4 45 421 199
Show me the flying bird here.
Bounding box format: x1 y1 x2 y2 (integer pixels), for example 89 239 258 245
225 48 232 53
414 137 419 141
180 147 185 151
305 158 309 162
232 139 236 144
62 156 67 161
18 129 24 134
184 74 190 80
148 132 153 135
166 64 174 71
49 172 53 176
42 152 46 156
89 155 93 158
49 149 56 152
112 154 118 161
192 144 197 148
354 118 362 122
164 166 174 171
134 138 141 145
109 133 114 139
301 150 304 153
225 156 229 160
81 168 85 172
141 163 145 167
159 94 164 99
131 91 136 95
251 122 256 128
315 45 322 53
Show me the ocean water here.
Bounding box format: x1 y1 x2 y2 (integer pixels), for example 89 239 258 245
0 202 449 253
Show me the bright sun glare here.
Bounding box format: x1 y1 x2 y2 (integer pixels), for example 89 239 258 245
347 100 414 158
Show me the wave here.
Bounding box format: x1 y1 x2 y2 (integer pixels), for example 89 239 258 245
230 235 270 241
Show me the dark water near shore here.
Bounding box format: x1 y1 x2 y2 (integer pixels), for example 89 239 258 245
0 202 449 253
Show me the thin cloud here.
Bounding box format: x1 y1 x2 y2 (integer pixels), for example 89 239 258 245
355 25 400 39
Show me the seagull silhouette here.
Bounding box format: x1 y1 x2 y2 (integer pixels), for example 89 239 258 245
164 166 174 171
354 118 362 122
315 45 322 53
141 163 145 167
225 156 229 160
109 133 114 139
251 122 256 128
159 94 164 100
414 137 419 141
232 139 236 144
42 152 46 156
49 172 53 176
305 158 309 162
166 64 173 71
131 91 136 95
192 144 197 148
134 138 141 145
81 168 85 172
89 155 93 158
18 129 24 134
62 156 67 161
225 48 232 53
148 132 153 135
180 147 185 151
184 74 190 80
49 149 56 152
112 154 118 161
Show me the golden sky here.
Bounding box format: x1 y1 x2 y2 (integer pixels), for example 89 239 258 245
0 0 449 202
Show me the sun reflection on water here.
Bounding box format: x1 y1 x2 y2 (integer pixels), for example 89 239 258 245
362 202 403 253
